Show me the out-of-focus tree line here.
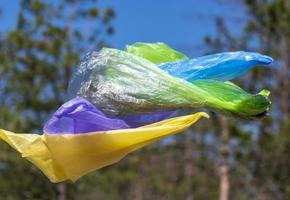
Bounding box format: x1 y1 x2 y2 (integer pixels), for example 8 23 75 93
0 0 289 200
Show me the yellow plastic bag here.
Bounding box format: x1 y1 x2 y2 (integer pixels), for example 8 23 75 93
0 112 208 183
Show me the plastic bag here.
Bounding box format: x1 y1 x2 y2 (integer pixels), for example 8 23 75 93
0 112 208 182
122 42 273 124
68 48 206 116
68 48 271 120
159 51 272 81
125 42 188 63
126 42 273 82
44 97 129 134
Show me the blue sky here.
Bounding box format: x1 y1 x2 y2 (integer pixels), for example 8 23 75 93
99 0 247 56
0 0 247 57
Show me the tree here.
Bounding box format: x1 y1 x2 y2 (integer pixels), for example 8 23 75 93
243 0 290 199
206 0 290 199
0 0 114 199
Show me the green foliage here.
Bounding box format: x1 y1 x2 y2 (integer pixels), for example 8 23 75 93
206 1 290 199
0 0 289 199
0 0 115 132
0 0 115 199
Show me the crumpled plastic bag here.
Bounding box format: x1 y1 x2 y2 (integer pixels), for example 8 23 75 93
0 42 273 183
44 97 129 134
0 112 208 182
158 51 272 81
126 42 273 82
67 48 206 116
68 47 271 121
123 43 273 125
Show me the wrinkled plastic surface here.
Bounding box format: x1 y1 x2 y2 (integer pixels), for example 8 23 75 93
192 80 271 118
120 80 271 127
125 43 272 81
126 42 188 63
68 48 271 120
123 43 272 124
0 112 208 182
68 48 207 116
159 51 273 81
44 97 129 134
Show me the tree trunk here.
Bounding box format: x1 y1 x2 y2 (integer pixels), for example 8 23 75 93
280 35 289 118
57 183 66 200
132 151 146 200
219 116 230 200
184 129 195 200
133 180 143 200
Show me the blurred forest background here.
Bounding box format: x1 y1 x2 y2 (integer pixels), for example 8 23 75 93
0 0 289 200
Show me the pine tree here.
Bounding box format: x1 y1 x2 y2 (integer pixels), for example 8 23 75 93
0 0 114 199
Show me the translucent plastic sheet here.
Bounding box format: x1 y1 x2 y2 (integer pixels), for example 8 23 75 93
44 97 129 134
122 42 273 124
68 48 207 116
126 42 273 82
68 48 271 120
159 51 273 81
126 42 188 63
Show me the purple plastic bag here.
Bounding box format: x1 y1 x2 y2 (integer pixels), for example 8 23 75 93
44 97 129 134
119 111 178 128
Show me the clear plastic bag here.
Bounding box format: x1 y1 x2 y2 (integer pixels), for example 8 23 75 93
68 48 271 120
